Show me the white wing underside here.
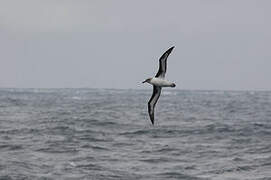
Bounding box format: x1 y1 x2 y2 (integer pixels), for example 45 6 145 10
148 86 161 124
155 46 174 78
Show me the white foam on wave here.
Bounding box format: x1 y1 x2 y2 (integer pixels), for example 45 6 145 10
71 96 82 100
162 91 176 95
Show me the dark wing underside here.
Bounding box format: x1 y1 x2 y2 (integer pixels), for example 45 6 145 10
155 46 174 78
148 85 162 125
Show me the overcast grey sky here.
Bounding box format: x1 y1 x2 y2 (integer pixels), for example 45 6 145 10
0 0 270 90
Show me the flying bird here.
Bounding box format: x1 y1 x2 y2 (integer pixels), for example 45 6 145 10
142 46 176 125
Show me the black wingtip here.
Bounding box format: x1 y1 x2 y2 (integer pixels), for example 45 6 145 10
167 46 175 54
150 115 154 125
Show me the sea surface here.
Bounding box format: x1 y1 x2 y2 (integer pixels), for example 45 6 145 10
0 88 271 180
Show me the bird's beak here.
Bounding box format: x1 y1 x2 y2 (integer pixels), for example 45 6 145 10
142 80 147 83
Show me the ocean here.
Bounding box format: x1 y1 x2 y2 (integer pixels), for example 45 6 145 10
0 88 271 180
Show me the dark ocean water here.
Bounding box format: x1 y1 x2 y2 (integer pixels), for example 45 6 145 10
0 88 271 180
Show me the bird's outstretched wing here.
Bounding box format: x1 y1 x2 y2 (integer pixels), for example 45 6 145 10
155 46 174 78
148 85 162 125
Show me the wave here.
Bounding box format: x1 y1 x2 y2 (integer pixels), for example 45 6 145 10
155 172 204 180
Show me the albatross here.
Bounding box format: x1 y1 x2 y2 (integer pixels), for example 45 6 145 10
142 46 176 125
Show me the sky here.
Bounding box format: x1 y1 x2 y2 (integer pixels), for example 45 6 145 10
0 0 270 90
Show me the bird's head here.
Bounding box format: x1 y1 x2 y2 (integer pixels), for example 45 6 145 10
142 78 152 84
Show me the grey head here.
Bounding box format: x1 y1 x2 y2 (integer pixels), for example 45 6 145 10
142 78 152 84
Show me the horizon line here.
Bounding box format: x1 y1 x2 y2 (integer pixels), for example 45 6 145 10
0 87 270 92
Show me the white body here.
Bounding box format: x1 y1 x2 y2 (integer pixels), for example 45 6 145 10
149 77 174 87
